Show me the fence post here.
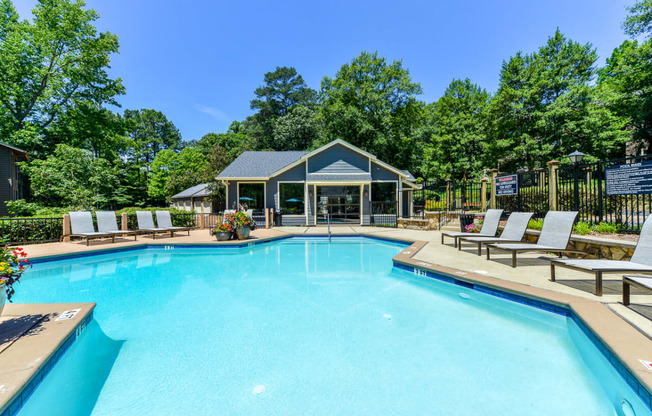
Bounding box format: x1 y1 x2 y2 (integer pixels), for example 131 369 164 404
547 160 559 211
265 208 269 229
446 179 453 210
481 178 488 211
597 161 603 223
199 205 205 229
489 169 498 209
62 214 71 242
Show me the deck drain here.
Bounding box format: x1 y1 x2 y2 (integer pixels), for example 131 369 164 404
383 314 392 320
459 293 471 300
252 385 265 396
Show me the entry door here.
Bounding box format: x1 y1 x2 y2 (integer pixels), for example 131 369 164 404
316 186 360 224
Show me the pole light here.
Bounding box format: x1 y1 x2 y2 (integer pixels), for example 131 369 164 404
568 150 585 164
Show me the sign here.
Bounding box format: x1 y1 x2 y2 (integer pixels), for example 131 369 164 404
605 161 652 196
495 174 518 196
55 308 81 321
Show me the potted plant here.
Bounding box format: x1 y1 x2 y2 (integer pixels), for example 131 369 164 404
232 211 254 240
1 246 31 315
212 221 234 241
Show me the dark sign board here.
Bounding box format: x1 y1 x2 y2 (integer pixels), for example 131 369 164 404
496 174 518 196
605 160 652 196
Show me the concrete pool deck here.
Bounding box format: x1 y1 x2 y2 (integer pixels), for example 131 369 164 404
2 226 652 412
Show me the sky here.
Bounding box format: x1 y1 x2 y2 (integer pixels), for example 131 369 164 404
14 0 633 143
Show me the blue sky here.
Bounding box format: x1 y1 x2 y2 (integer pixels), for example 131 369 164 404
15 0 633 142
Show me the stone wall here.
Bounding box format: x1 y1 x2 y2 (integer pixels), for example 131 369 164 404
523 230 636 260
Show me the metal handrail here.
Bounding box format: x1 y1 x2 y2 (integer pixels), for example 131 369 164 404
327 213 331 242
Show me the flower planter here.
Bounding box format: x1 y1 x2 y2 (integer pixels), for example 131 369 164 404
235 226 251 240
215 231 233 241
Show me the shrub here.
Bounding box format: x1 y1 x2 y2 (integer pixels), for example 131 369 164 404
528 219 544 230
592 222 618 234
573 222 592 235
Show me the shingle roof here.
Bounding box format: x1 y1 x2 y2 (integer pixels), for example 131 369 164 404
171 183 213 199
401 170 416 181
216 151 308 179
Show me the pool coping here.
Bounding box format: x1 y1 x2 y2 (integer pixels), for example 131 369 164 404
0 303 95 416
8 233 652 411
392 239 652 410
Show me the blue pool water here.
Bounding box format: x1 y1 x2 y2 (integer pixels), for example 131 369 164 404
12 237 652 415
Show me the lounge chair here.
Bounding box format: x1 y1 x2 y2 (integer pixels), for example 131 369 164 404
622 275 652 305
441 209 504 247
61 211 116 246
485 211 582 268
457 212 534 255
550 216 652 296
96 211 137 241
136 211 174 239
155 211 191 236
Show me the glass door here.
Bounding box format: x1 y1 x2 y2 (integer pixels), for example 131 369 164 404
316 186 361 224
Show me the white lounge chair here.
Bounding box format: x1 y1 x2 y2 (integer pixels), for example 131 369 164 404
136 211 173 239
623 275 652 305
96 211 137 241
457 212 534 255
485 211 582 268
61 212 116 246
155 211 191 236
550 216 652 296
441 209 504 247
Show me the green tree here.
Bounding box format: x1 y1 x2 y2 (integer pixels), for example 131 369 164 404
485 30 608 170
319 51 424 170
424 79 489 181
147 148 206 203
248 66 317 149
598 39 652 152
623 0 652 39
19 143 119 208
273 105 322 150
0 0 124 155
123 109 182 171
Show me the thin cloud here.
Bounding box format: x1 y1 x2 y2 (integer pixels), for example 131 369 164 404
195 104 229 121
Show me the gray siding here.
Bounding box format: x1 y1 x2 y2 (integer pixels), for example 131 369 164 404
308 143 369 174
267 162 306 210
371 161 400 181
0 148 16 216
281 216 306 226
362 184 370 225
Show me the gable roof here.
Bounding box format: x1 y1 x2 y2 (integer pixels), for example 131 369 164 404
216 139 415 182
0 142 28 160
171 183 213 199
216 151 308 179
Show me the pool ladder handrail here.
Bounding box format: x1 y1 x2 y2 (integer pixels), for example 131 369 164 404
327 213 331 242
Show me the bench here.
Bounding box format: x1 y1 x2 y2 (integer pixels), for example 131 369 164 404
623 275 652 305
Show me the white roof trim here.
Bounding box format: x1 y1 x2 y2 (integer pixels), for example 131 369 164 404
401 180 421 190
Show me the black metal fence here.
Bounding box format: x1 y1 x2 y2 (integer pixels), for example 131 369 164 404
557 154 652 232
0 217 64 245
370 202 398 227
411 179 485 219
495 169 549 219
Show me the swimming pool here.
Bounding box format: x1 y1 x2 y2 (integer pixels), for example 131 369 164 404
11 237 652 415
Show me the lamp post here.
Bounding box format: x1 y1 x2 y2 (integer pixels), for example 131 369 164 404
568 150 585 212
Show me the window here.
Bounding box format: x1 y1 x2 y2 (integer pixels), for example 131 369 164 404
279 183 305 215
238 183 265 210
372 182 396 203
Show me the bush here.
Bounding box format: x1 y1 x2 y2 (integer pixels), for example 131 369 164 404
573 222 592 235
528 219 544 230
3 200 68 218
592 222 618 234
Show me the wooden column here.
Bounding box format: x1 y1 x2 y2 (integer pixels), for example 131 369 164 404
265 208 269 229
199 205 205 229
489 169 498 209
62 214 71 242
121 213 128 237
547 160 559 211
481 178 488 211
